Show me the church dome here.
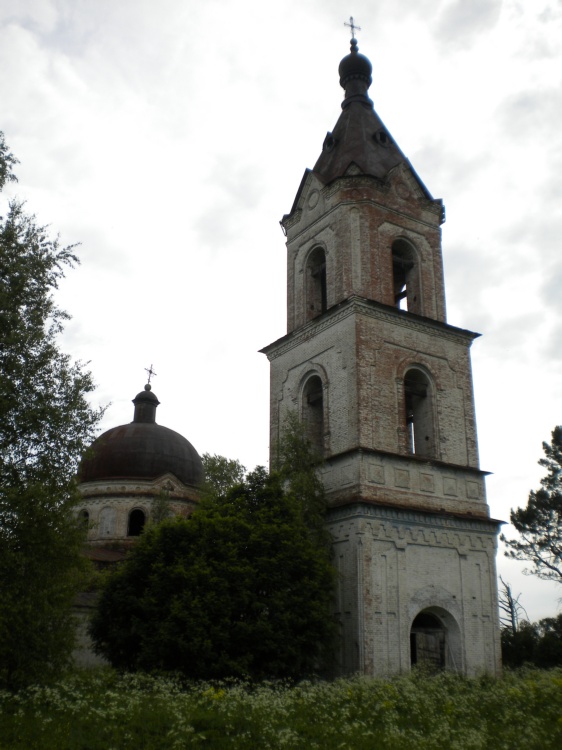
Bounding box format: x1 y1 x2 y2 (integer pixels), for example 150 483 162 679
78 384 204 488
338 38 372 91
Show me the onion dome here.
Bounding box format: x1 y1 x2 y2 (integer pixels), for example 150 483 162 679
78 384 203 488
338 37 373 105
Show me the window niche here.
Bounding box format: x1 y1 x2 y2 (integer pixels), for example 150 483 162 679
404 368 436 458
305 247 327 321
392 239 421 314
302 375 324 456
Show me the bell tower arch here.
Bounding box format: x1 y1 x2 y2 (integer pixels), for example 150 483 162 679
261 35 501 677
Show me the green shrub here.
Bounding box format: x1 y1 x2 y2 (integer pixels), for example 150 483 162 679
1 667 562 749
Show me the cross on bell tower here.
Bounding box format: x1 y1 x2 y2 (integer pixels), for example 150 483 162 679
261 37 501 677
344 16 361 39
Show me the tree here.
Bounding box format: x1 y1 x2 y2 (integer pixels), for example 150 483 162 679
501 426 562 583
501 614 562 668
498 576 528 635
535 614 562 668
201 452 246 499
501 620 539 668
0 132 104 690
90 460 336 680
275 411 331 548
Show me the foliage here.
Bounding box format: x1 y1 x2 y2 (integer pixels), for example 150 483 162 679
90 465 336 680
501 620 540 668
0 131 17 190
275 412 329 546
0 133 104 690
501 613 562 669
501 426 562 582
148 490 172 525
2 668 562 749
200 452 246 499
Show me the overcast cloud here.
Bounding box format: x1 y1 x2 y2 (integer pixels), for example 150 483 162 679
1 0 561 620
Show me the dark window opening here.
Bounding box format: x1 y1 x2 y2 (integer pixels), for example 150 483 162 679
127 509 146 537
306 247 327 320
404 369 435 458
410 612 446 670
391 239 419 313
303 375 324 456
78 509 89 527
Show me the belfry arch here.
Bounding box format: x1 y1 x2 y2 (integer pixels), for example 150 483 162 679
305 246 327 320
392 238 421 314
404 367 437 459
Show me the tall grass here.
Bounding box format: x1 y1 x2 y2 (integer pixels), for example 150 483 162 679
1 667 561 749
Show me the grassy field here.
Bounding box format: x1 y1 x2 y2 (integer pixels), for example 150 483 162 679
1 667 561 749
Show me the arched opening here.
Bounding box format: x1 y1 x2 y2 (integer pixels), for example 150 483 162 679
78 509 89 527
127 508 146 537
302 375 324 456
392 239 420 313
409 607 462 673
305 247 327 320
410 612 446 670
404 368 436 458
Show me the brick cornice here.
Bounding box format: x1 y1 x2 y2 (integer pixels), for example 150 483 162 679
260 296 479 360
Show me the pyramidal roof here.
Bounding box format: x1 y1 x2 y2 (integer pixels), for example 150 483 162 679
305 38 433 199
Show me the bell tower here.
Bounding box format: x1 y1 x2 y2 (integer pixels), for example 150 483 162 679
261 36 501 676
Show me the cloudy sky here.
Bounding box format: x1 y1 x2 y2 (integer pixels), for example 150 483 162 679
1 0 561 621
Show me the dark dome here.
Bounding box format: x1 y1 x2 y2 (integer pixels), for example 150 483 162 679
78 383 203 487
338 39 372 90
78 422 203 487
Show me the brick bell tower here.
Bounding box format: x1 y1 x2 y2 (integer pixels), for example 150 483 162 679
261 35 501 676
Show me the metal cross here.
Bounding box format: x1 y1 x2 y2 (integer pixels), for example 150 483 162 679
344 16 361 40
145 364 157 384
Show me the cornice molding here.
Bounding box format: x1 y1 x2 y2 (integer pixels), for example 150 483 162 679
261 296 479 360
326 501 501 535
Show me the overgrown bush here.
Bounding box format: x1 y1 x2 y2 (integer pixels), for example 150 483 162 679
1 668 562 749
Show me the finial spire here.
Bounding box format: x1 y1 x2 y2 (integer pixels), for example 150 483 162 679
344 16 361 42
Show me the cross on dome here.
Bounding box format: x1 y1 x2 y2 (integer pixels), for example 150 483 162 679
344 16 361 40
145 363 157 385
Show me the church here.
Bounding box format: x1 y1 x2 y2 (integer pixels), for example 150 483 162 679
78 36 501 676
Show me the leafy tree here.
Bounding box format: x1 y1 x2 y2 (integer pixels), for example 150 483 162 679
501 614 562 668
501 426 562 583
0 132 104 690
148 490 172 525
535 614 562 668
201 452 246 499
90 461 336 680
501 620 539 668
275 412 328 545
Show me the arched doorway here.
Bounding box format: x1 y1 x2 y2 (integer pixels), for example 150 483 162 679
410 611 446 669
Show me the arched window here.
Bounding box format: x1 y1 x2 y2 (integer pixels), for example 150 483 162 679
392 239 420 313
404 369 436 458
302 375 324 456
78 509 89 527
127 508 146 537
305 247 327 320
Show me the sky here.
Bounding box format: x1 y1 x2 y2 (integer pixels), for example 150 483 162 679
1 0 561 622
